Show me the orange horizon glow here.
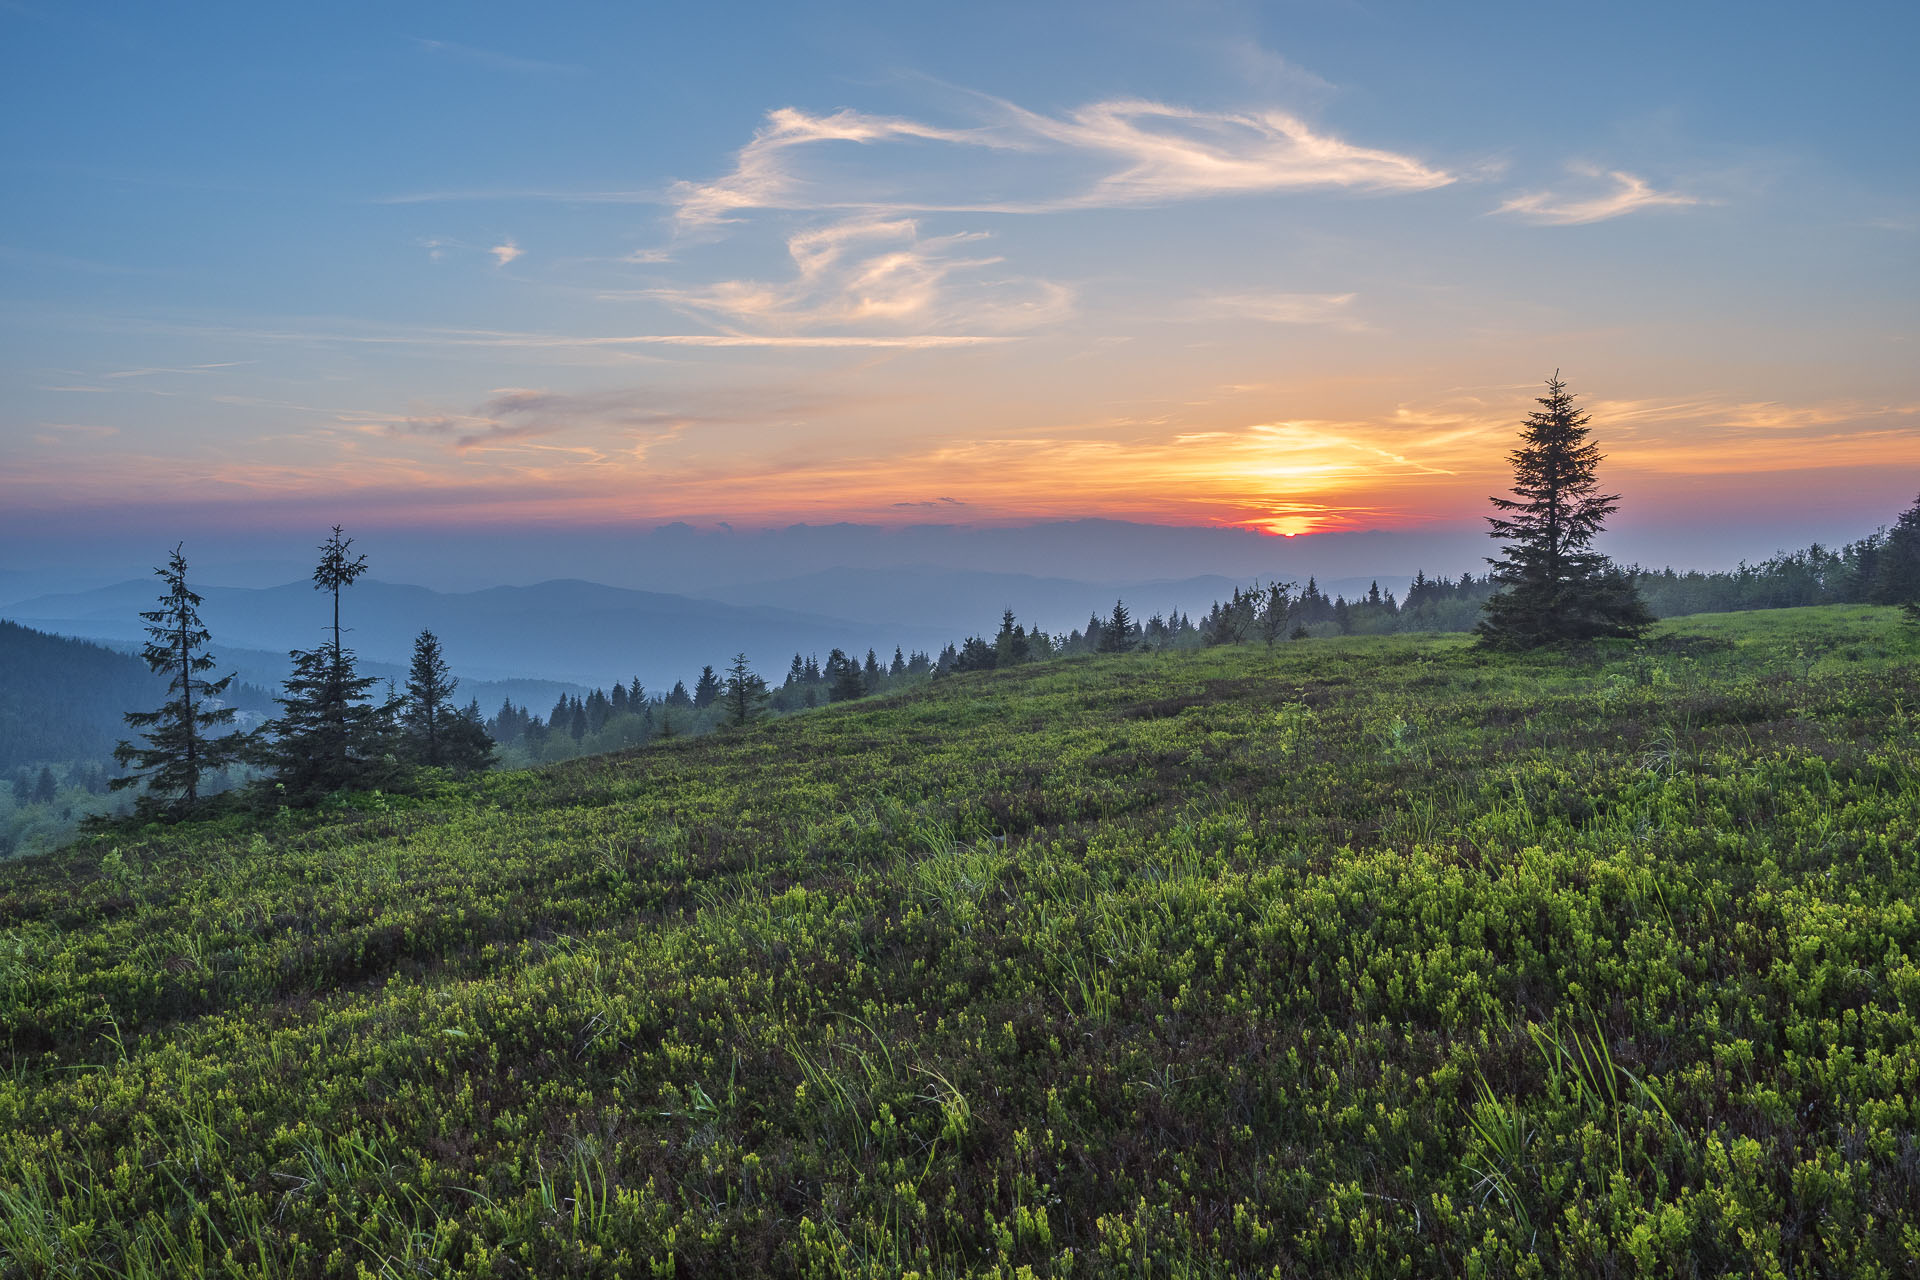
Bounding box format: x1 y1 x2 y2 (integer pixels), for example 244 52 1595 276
10 384 1918 541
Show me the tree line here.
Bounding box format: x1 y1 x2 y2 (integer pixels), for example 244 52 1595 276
485 653 778 763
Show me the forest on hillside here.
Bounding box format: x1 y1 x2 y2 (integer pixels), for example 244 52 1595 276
0 621 273 774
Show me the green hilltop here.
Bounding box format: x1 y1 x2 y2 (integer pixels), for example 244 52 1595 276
3 605 1918 1276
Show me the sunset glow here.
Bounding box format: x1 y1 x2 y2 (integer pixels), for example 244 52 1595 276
3 4 1916 566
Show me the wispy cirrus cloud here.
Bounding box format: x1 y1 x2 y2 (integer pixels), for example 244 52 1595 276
104 361 247 378
419 235 530 267
635 216 1072 334
1000 98 1454 208
1494 165 1702 225
1591 395 1920 470
365 87 1445 352
1187 292 1364 330
376 383 883 452
410 38 583 77
117 318 1016 355
670 95 1452 225
670 107 1000 225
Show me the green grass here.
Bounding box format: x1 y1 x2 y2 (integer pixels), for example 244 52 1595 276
3 605 1919 1277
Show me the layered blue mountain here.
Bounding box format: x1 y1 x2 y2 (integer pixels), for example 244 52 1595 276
0 578 957 690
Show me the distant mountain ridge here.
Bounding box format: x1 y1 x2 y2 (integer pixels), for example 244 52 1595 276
3 568 1425 691
1 577 957 690
693 566 1417 635
83 638 585 724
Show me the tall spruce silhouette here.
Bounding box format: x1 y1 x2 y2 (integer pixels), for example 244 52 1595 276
259 526 399 802
1477 373 1652 648
722 652 769 727
402 629 458 766
1868 492 1920 621
112 545 242 814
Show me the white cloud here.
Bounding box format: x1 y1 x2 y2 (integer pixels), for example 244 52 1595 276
146 319 1014 353
1494 166 1702 225
670 96 1453 225
490 239 524 266
1191 292 1363 329
1004 99 1453 207
639 215 1072 335
377 382 892 452
672 107 997 226
104 362 245 378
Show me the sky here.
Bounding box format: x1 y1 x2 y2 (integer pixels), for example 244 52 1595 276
3 0 1916 586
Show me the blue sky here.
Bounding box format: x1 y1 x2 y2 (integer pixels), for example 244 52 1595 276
3 0 1915 574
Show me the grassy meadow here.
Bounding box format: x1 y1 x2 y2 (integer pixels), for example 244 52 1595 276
2 605 1918 1277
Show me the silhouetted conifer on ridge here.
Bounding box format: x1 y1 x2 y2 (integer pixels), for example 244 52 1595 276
111 545 243 815
1870 493 1920 616
259 527 402 803
1477 373 1652 648
402 629 493 772
723 652 769 726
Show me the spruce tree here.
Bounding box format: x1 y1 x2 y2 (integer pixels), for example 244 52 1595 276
1477 373 1652 648
401 629 458 766
263 646 394 803
437 701 495 774
826 649 866 702
693 665 722 709
1261 582 1295 647
994 610 1032 665
1083 612 1106 652
259 527 398 804
315 526 367 659
1868 493 1920 611
112 545 242 815
1099 600 1135 653
722 652 768 727
952 637 997 672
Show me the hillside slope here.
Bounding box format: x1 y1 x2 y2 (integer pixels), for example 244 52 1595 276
2 607 1917 1276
